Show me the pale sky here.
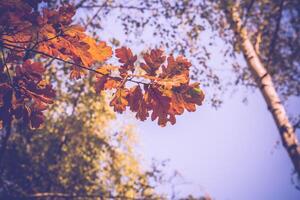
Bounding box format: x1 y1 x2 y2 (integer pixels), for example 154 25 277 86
76 2 300 199
135 89 300 200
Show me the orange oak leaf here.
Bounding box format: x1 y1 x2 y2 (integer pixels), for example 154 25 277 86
96 65 118 75
156 74 188 89
94 75 121 93
159 55 191 80
83 38 113 63
182 83 205 111
94 65 121 92
38 23 112 67
170 83 205 114
140 49 165 76
115 47 137 73
109 88 129 113
146 86 171 126
127 85 149 121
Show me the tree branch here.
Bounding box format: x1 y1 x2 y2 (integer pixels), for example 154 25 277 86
2 42 149 86
75 0 90 9
80 4 161 12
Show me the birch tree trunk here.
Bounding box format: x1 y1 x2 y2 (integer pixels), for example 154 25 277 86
229 4 300 176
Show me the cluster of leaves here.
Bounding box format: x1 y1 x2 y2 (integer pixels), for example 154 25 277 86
0 0 204 129
0 0 111 128
97 48 204 126
0 60 55 129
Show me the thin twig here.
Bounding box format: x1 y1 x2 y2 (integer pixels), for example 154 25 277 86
0 48 13 85
2 42 149 86
80 4 161 12
84 1 108 29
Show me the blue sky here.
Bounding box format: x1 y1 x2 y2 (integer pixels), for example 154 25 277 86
134 89 300 200
76 2 300 199
113 46 300 199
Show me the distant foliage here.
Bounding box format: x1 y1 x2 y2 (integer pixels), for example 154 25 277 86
0 77 164 199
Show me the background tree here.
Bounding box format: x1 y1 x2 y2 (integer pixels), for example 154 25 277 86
0 73 164 199
206 0 300 178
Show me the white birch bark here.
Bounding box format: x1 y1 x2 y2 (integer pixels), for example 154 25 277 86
230 4 300 176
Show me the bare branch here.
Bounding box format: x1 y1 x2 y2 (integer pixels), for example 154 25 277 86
80 4 161 12
84 1 108 29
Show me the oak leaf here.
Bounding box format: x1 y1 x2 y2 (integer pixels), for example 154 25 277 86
140 49 165 76
127 85 149 121
94 65 121 92
146 86 171 126
156 74 188 89
170 83 205 113
160 55 191 79
83 38 113 63
115 47 137 73
110 88 128 113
